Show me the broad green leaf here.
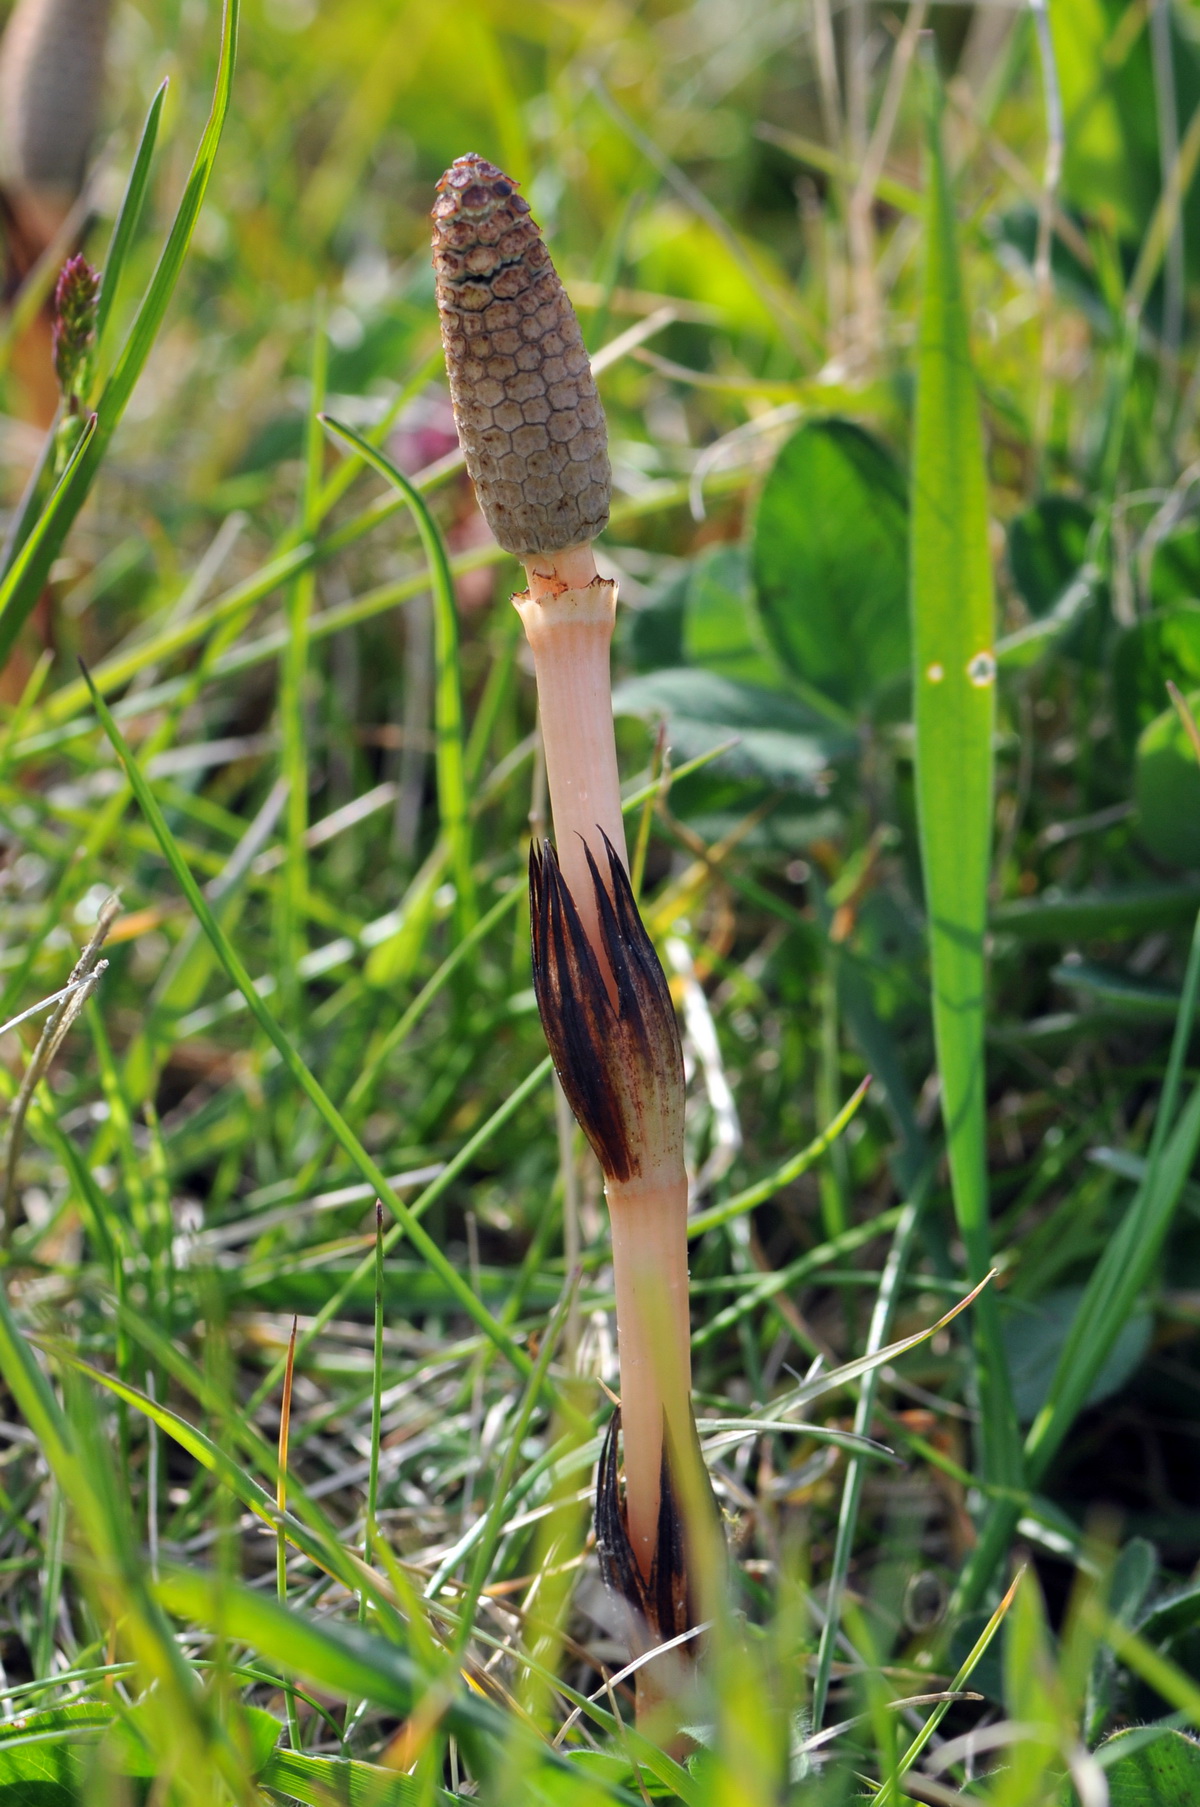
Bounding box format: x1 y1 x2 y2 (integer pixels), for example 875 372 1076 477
752 418 908 712
1136 690 1200 867
1002 1287 1152 1424
612 669 854 789
0 1704 111 1800
260 1749 423 1805
626 567 687 672
992 884 1200 942
1098 1728 1200 1804
1139 1583 1200 1645
101 1701 278 1782
0 1698 278 1798
1114 607 1200 749
1088 1538 1163 1739
909 84 1020 1491
1113 1539 1161 1626
1051 960 1182 1019
1006 495 1093 617
682 545 784 688
1149 523 1200 609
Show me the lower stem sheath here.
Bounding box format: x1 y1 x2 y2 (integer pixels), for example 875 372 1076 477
607 1174 693 1579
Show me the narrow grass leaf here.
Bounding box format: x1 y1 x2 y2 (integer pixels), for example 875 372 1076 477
44 1346 380 1603
259 1749 425 1805
958 912 1200 1614
156 1570 637 1801
876 1568 1024 1805
81 666 548 1400
321 416 475 933
1026 1053 1200 1482
155 1567 465 1731
688 1076 871 1236
909 77 1021 1493
94 81 169 361
810 1189 926 1729
771 1269 994 1413
0 417 98 670
0 0 239 615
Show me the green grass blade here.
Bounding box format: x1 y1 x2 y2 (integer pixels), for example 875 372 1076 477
810 1187 926 1730
452 1276 574 1652
94 81 169 364
0 417 98 670
875 1568 1024 1805
259 1750 423 1806
278 309 327 1013
955 911 1200 1614
0 0 239 613
1025 1078 1200 1482
909 77 1021 1493
0 1306 244 1786
688 1076 871 1237
80 667 553 1409
44 1343 406 1627
321 416 476 934
155 1566 458 1731
157 1568 639 1802
244 1054 556 1415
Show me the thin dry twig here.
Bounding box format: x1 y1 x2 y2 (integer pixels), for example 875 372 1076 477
1168 679 1200 762
2 892 120 1242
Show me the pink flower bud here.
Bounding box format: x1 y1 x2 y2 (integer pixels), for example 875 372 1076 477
51 251 97 403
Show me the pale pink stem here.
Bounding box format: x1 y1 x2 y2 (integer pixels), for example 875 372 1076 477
607 1174 693 1579
517 539 695 1598
515 545 626 991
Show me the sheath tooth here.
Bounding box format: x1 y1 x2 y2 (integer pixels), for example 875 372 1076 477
432 153 611 559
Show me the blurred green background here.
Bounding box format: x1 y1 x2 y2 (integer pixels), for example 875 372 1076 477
2 0 1200 1800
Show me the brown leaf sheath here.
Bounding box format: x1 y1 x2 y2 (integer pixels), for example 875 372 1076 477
529 834 684 1185
432 153 611 558
595 1408 693 1653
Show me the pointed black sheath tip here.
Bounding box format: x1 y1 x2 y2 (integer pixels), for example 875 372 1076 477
528 836 684 1184
595 1408 697 1654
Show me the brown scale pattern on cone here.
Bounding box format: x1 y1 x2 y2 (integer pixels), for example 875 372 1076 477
432 153 610 559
